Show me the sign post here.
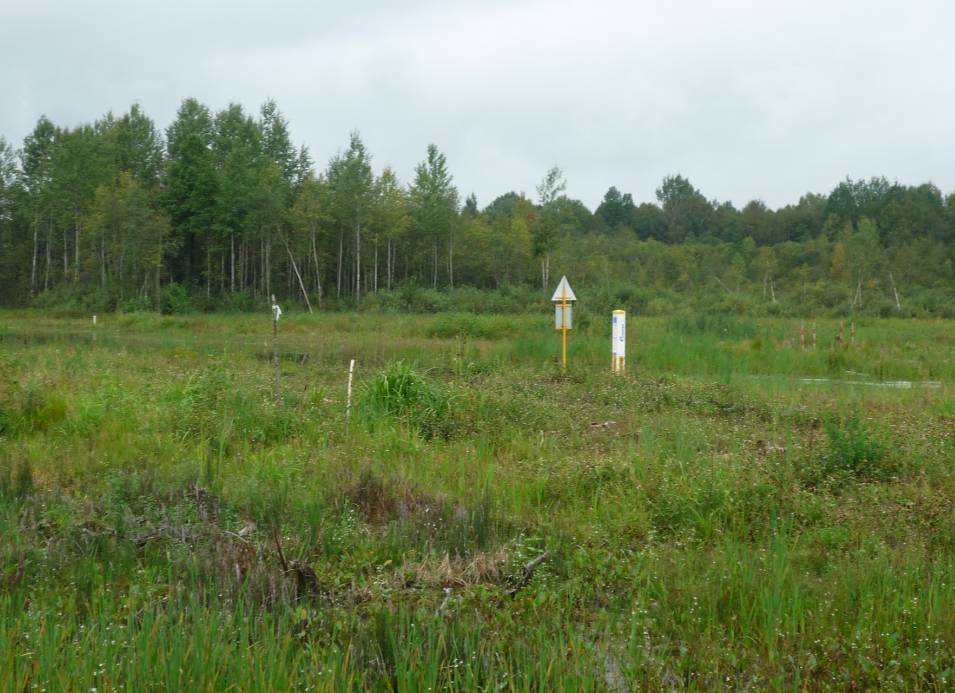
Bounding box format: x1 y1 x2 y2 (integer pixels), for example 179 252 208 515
612 310 626 373
551 276 577 371
271 295 282 403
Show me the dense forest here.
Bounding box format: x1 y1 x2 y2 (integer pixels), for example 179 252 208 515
0 99 953 318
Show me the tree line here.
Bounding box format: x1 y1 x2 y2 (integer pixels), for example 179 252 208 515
0 98 953 317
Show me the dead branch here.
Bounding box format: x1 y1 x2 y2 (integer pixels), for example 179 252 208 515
271 524 317 593
271 524 290 572
505 550 552 600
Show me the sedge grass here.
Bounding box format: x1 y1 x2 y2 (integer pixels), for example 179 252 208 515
1 310 954 690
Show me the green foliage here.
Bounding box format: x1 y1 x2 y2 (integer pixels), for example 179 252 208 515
358 361 452 439
2 296 955 688
668 313 758 339
160 282 192 314
0 358 67 435
0 455 32 502
822 415 889 479
799 416 890 485
4 95 954 320
426 313 541 340
175 363 230 438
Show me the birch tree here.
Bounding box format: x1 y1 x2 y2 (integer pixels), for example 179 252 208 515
533 166 566 291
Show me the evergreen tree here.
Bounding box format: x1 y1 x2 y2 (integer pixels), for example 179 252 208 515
327 132 373 307
409 144 458 288
595 186 634 230
162 133 218 285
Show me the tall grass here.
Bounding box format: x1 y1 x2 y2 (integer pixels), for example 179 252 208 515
1 310 955 689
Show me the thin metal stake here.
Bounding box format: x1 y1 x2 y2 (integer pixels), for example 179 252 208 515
346 359 355 424
272 294 280 403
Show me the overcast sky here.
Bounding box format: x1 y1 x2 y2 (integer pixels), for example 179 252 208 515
2 0 954 210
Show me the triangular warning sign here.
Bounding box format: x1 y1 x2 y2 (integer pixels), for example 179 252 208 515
551 276 577 301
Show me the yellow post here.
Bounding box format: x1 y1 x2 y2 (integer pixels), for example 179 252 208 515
561 299 567 370
552 276 576 371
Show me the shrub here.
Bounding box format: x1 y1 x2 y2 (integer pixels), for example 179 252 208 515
160 282 192 315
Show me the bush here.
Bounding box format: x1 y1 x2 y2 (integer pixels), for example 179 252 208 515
229 287 259 313
122 297 151 313
160 282 192 315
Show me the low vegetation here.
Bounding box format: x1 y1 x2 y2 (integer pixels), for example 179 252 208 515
1 311 954 691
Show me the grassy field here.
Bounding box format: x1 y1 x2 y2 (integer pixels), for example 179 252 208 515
1 310 955 691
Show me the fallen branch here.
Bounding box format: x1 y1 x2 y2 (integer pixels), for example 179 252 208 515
713 275 733 293
271 524 318 593
505 550 552 600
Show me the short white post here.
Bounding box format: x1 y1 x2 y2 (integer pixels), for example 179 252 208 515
93 315 97 326
346 359 355 424
612 310 626 373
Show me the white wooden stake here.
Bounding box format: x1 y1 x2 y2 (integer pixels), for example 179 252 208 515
346 359 355 424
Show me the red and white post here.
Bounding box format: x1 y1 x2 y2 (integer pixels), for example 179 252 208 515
800 321 805 349
812 321 817 349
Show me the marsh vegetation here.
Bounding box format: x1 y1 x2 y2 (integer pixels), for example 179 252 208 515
1 311 954 691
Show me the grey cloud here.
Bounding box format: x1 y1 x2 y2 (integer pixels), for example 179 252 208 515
2 0 953 209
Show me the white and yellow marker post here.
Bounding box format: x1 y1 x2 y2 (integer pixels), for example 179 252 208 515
551 276 577 370
612 310 626 373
